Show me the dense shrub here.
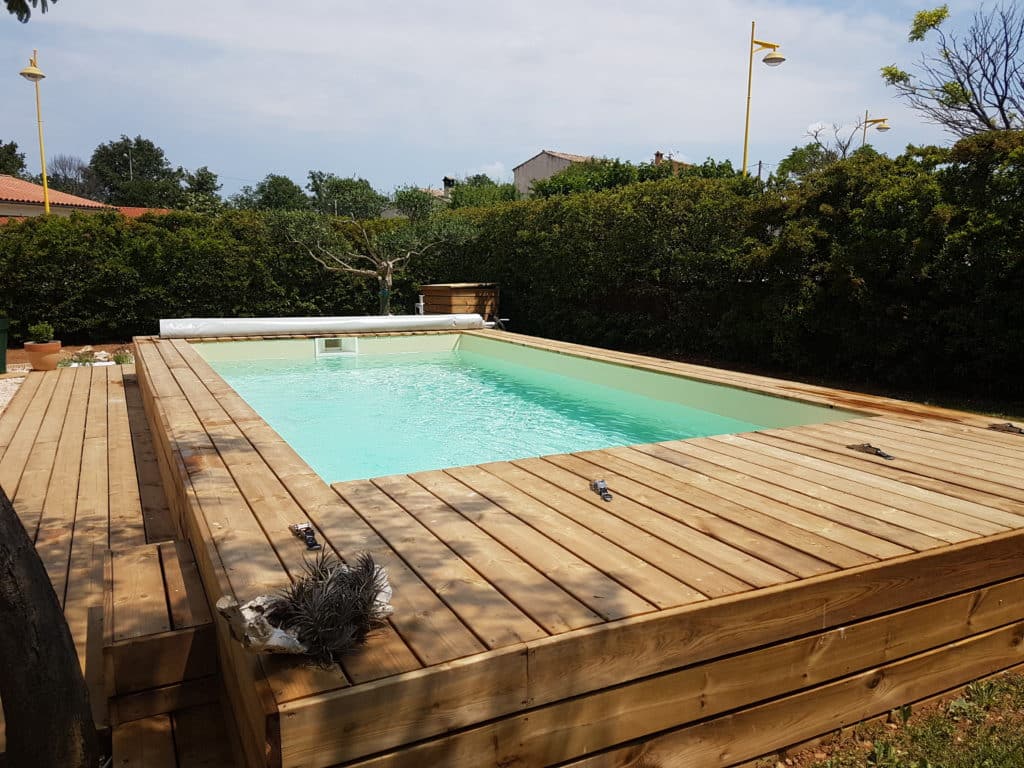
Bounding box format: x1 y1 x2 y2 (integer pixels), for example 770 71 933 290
1 133 1021 401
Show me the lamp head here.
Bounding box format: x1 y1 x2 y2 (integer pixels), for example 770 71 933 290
19 51 45 82
875 120 891 132
762 50 785 67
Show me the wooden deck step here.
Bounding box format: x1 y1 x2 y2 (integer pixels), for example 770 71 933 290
111 700 240 767
104 540 216 699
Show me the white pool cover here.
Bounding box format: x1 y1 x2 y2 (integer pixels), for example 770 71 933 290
159 314 485 339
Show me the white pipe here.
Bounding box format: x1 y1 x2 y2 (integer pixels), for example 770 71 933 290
159 314 485 339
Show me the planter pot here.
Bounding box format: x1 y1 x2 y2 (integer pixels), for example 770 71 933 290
24 341 62 371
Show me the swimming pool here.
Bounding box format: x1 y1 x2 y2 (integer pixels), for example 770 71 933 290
196 334 856 483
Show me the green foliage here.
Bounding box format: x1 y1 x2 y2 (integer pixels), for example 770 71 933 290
307 172 387 218
26 322 54 343
448 175 518 209
882 4 1024 136
5 0 54 22
775 143 839 183
531 158 645 198
908 5 949 42
181 166 223 213
393 186 442 221
232 174 308 211
88 135 184 207
0 140 27 177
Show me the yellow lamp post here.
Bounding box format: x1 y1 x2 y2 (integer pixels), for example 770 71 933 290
861 109 891 147
19 49 50 214
742 21 785 178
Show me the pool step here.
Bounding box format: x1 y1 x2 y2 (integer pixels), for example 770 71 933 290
103 541 218 717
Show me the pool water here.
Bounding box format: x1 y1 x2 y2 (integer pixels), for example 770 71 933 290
204 335 853 483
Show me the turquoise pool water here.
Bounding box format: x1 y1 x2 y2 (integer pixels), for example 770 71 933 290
204 335 853 483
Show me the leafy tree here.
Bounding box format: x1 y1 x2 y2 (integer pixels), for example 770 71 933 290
882 4 1024 136
0 139 27 177
181 166 223 213
677 157 742 180
88 135 183 207
448 174 518 209
5 0 54 22
46 154 99 199
306 172 388 218
231 174 308 211
285 213 476 314
393 186 443 220
531 158 640 198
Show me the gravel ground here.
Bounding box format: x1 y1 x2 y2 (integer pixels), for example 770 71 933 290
0 376 25 417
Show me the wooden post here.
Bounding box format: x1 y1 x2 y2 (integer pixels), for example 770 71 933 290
0 488 100 768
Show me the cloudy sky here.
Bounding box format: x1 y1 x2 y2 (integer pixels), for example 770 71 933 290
1 1 975 196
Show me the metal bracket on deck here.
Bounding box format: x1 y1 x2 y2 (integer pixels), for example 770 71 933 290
590 479 613 502
846 443 895 460
989 422 1024 435
289 522 322 550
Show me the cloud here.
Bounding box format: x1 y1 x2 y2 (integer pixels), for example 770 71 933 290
0 0 952 190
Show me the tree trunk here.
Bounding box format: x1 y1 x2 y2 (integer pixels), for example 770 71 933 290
378 269 393 315
0 488 99 768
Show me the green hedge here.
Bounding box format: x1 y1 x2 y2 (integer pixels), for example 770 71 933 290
1 132 1021 400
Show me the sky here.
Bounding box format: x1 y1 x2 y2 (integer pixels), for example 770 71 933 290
0 0 978 196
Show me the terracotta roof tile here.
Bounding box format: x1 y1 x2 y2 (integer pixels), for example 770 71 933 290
0 174 107 209
117 206 173 218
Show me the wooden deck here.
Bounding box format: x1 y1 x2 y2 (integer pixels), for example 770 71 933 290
0 364 237 767
125 330 1024 768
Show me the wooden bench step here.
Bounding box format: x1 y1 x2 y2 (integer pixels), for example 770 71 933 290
112 700 239 767
104 541 217 698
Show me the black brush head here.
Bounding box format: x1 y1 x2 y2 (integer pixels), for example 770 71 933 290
265 552 388 665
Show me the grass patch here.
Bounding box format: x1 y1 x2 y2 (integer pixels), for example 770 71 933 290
762 673 1024 768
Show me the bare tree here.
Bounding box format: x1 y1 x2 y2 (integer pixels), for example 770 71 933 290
0 488 100 768
882 4 1024 136
806 122 861 160
286 214 476 315
47 154 98 199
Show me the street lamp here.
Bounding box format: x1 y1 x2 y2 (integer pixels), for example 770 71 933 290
19 49 50 214
742 21 785 178
861 110 891 147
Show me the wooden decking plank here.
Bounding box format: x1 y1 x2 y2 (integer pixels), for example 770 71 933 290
0 368 60 497
334 477 546 649
760 427 1024 520
411 469 657 621
738 432 1020 533
107 366 147 549
528 454 794 588
278 526 1024 768
645 441 949 551
113 544 172 640
448 463 707 608
630 444 921 561
0 371 43 462
339 577 1024 768
800 422 1024 499
64 368 113 665
554 451 835 578
608 444 904 561
483 459 751 598
329 479 494 662
159 541 212 631
112 714 178 768
10 368 76 537
165 338 424 687
373 473 603 635
833 420 1024 491
876 414 1024 452
864 417 1024 468
700 435 983 544
172 702 239 767
34 367 90 604
124 373 176 542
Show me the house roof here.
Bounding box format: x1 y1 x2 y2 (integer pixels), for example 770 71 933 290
512 150 595 171
0 174 107 209
117 206 173 218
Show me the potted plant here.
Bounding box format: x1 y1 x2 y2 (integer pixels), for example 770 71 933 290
24 322 61 371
